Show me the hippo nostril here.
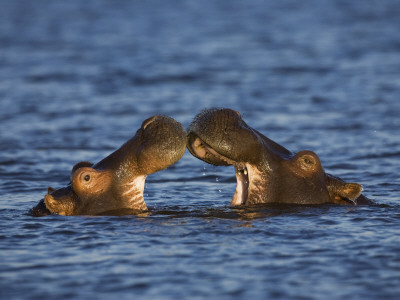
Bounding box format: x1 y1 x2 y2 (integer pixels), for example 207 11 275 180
84 174 90 182
304 158 312 165
141 116 157 130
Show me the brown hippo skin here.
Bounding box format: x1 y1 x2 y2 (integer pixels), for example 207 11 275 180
187 108 372 206
30 115 187 216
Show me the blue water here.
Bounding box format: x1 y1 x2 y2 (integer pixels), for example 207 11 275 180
1 0 400 299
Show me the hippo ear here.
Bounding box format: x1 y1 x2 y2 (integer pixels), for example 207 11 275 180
48 187 56 194
141 116 158 130
327 176 363 205
339 183 363 201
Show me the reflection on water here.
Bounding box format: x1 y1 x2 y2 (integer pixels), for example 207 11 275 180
1 0 400 299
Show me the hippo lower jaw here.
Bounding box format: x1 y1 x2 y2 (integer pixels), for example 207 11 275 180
232 164 267 206
232 165 249 205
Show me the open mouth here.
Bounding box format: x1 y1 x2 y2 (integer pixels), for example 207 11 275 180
232 164 249 205
189 137 250 206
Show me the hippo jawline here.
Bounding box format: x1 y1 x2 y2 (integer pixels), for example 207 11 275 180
189 136 258 206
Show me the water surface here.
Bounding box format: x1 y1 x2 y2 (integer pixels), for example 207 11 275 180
1 1 400 299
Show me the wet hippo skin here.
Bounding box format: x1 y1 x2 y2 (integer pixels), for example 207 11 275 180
187 108 372 206
30 116 187 216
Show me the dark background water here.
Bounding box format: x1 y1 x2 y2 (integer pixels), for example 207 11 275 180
1 0 400 299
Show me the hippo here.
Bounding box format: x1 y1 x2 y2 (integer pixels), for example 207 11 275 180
187 108 372 206
30 115 187 216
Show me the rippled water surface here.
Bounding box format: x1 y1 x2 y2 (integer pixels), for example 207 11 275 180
1 1 400 299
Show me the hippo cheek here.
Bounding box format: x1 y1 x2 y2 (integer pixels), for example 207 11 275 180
279 152 332 204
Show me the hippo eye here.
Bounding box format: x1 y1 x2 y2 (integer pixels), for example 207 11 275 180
84 174 91 182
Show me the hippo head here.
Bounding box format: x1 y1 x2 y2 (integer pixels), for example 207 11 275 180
30 116 187 216
187 108 368 206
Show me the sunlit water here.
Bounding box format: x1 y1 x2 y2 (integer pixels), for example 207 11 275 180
1 1 400 299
